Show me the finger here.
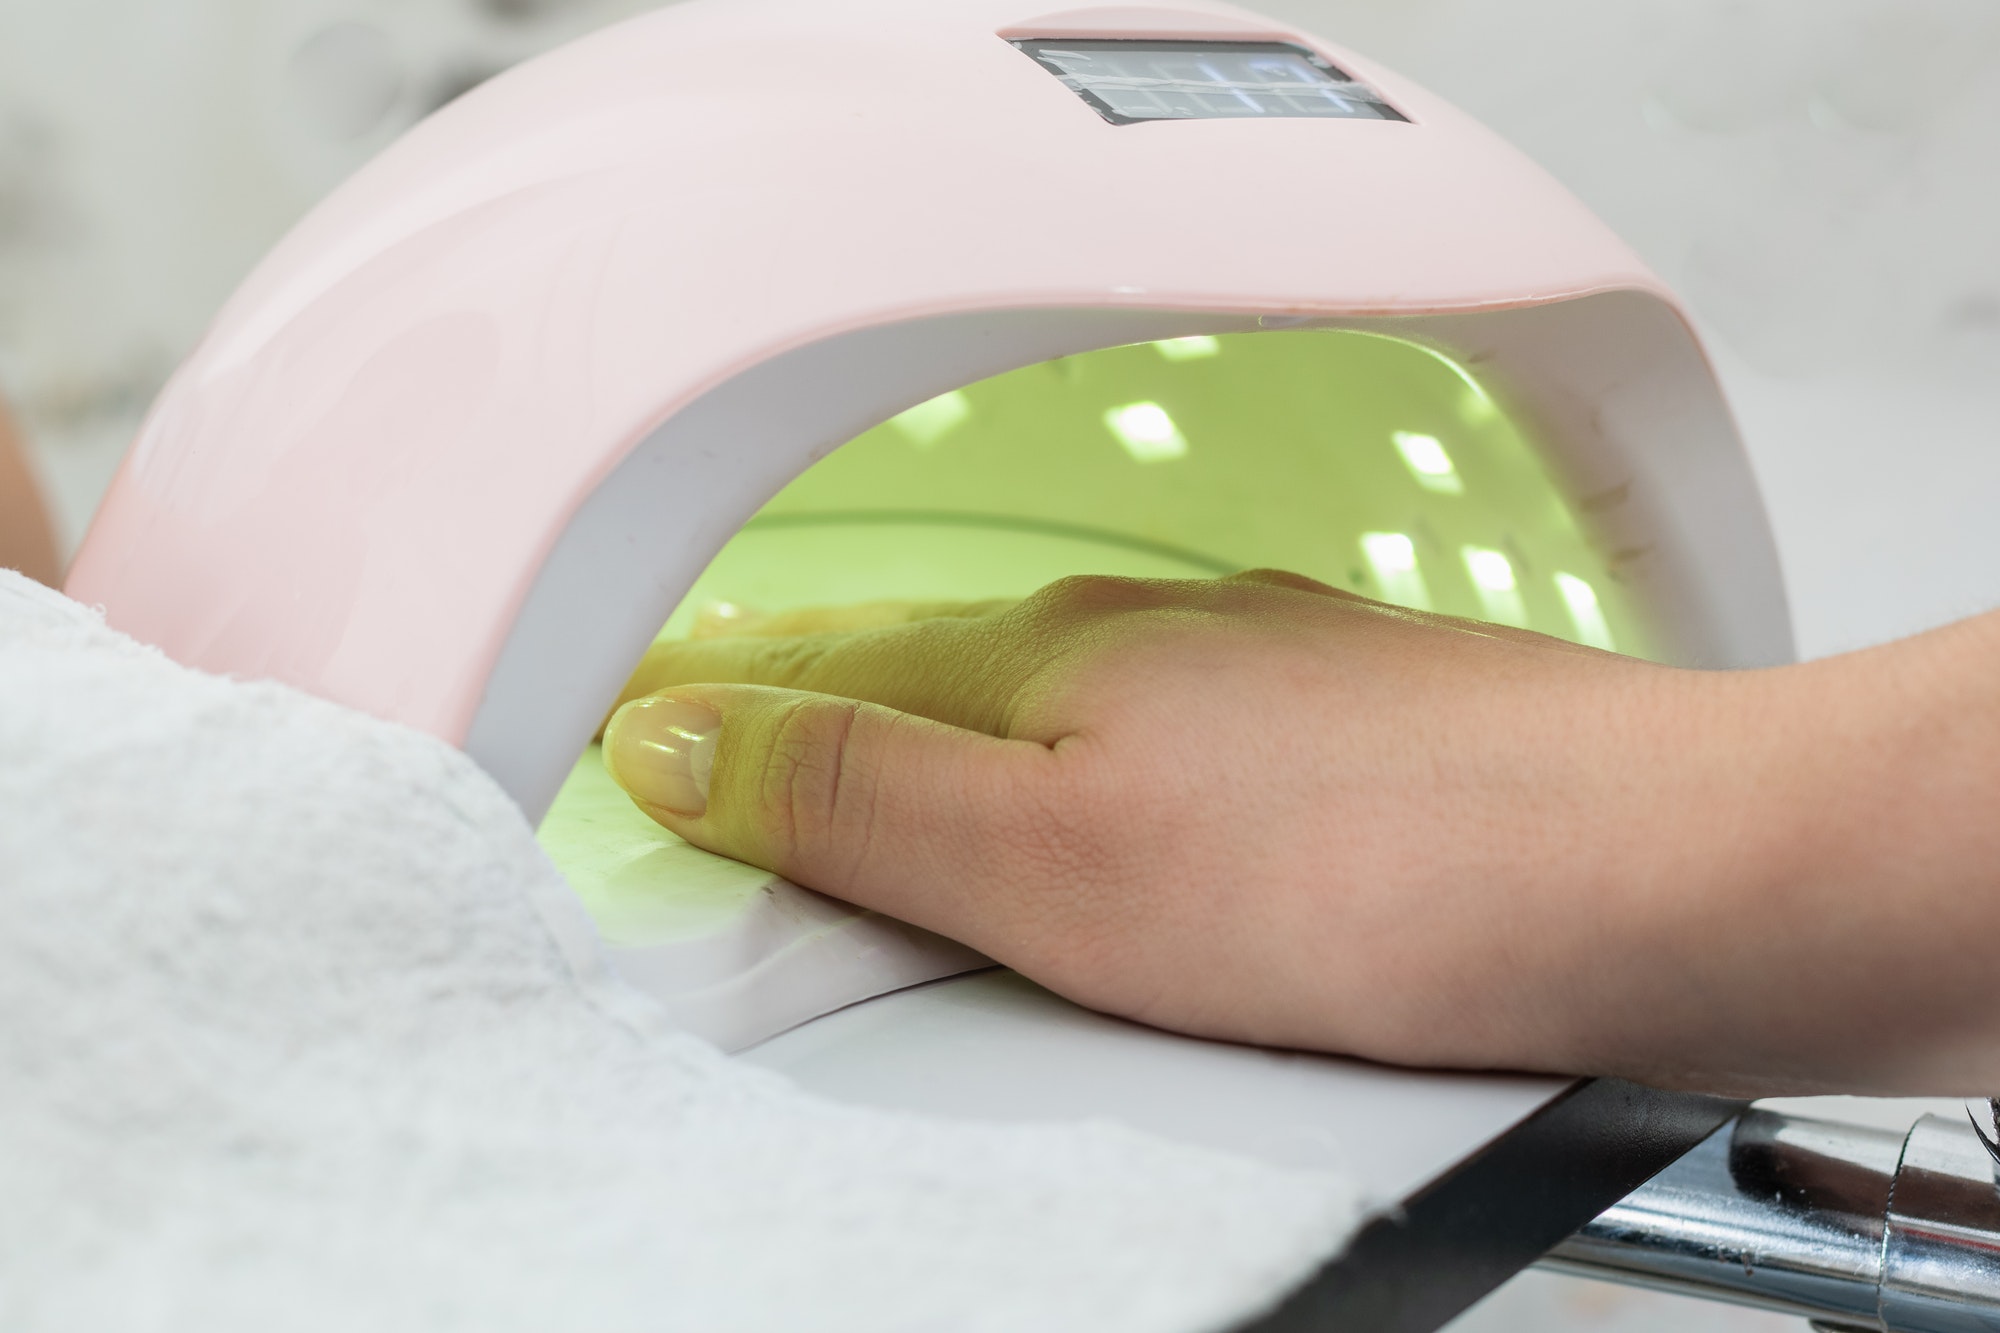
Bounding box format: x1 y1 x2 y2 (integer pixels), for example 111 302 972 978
601 687 1058 949
1222 567 1366 600
619 572 1340 729
689 597 1016 641
617 612 1029 736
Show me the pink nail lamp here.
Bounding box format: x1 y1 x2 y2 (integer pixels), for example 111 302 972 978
66 0 1789 1057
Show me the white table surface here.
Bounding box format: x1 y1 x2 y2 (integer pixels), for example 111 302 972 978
743 968 1568 1207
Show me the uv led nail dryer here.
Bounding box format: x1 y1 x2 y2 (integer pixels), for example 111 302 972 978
69 0 1786 1045
69 5 1786 1311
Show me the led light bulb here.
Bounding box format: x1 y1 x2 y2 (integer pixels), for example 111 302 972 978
1394 431 1463 494
1462 546 1527 627
1555 573 1616 651
1153 335 1221 361
889 390 971 448
1104 401 1188 463
1361 532 1431 610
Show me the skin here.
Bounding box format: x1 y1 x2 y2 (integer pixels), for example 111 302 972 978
603 571 2000 1098
0 391 60 586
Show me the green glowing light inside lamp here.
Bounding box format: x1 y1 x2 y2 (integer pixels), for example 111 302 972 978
1154 335 1221 361
1462 545 1528 627
889 389 971 448
1360 532 1431 611
647 330 1649 653
1556 572 1616 651
1395 430 1463 495
541 327 1660 935
1104 401 1189 463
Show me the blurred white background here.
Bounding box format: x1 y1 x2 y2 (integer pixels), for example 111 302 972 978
1 0 1995 1327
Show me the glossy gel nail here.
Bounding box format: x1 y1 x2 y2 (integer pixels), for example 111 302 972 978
603 697 720 816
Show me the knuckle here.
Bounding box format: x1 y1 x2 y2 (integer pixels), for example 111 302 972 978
1229 566 1331 593
1022 574 1147 619
753 699 873 882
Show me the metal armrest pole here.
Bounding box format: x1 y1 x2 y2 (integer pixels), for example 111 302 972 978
1543 1108 2000 1331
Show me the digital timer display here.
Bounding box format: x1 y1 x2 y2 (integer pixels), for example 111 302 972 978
1013 39 1406 125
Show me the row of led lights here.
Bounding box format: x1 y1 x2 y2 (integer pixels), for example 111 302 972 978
1139 346 1611 649
889 337 1615 651
1372 411 1617 650
1361 531 1614 651
890 336 1223 454
896 337 1464 469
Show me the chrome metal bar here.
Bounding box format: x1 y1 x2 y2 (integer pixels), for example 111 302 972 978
1540 1109 2000 1331
1878 1114 2000 1332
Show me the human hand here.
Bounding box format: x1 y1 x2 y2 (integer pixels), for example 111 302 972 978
0 391 61 586
601 572 2000 1096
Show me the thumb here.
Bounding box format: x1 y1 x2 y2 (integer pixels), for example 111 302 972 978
600 687 1056 942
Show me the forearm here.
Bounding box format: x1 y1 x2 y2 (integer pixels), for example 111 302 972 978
1759 610 2000 1091
1561 612 2000 1095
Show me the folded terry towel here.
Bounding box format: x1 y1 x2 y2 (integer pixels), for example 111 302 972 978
0 571 1360 1332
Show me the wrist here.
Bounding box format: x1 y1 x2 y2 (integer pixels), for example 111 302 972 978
1603 614 2000 1092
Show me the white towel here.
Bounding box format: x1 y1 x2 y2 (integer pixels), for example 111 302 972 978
0 570 1360 1332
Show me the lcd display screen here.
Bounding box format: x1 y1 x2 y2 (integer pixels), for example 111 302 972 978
1013 39 1407 125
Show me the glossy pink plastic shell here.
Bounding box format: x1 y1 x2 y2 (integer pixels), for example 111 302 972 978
68 0 1734 762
